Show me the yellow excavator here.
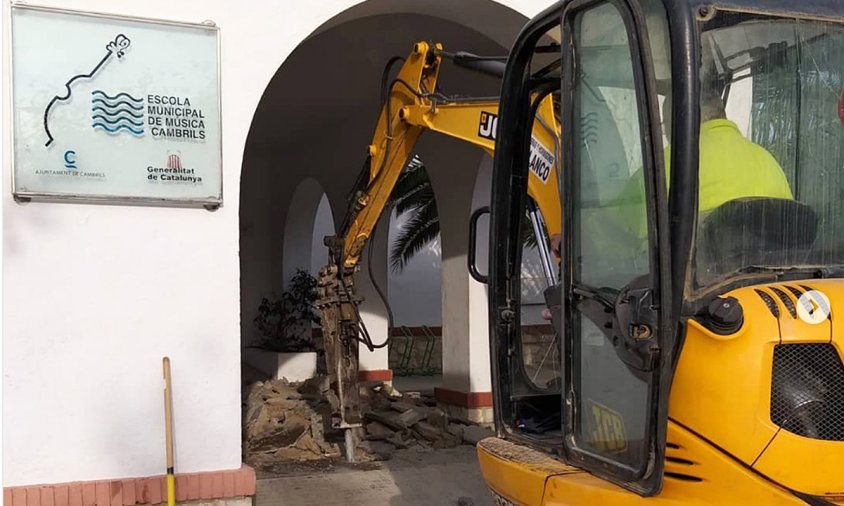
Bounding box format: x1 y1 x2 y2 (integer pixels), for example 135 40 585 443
315 41 562 453
470 0 844 504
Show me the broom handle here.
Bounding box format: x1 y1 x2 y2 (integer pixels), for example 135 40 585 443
163 357 176 506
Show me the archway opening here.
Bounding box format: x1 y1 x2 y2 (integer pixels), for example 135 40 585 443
387 156 444 387
238 0 532 465
239 3 529 348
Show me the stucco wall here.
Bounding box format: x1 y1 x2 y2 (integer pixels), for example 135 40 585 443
2 0 549 488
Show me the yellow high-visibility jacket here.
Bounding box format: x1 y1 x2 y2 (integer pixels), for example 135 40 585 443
577 119 793 286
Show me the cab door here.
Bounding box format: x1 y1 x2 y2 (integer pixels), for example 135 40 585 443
559 0 671 495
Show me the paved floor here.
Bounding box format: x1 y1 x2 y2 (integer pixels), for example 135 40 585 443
255 446 493 506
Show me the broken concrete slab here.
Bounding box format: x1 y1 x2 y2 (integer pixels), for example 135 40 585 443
244 404 274 440
268 380 302 400
412 421 443 443
462 425 494 446
386 433 410 449
264 397 301 418
365 421 395 441
249 416 310 452
447 423 464 440
293 433 323 455
357 440 396 460
298 375 331 396
442 432 462 449
245 381 265 407
244 376 486 470
432 432 461 450
365 410 406 432
273 446 325 461
397 406 428 428
427 407 448 432
389 401 417 413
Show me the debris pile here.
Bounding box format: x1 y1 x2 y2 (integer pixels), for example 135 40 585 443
243 376 493 471
242 376 341 470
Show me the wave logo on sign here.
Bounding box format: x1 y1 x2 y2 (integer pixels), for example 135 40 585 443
91 90 145 137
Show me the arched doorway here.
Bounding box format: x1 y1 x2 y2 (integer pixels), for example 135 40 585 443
282 178 331 290
387 155 444 381
239 0 530 416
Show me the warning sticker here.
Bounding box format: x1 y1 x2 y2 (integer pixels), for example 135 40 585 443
529 136 554 184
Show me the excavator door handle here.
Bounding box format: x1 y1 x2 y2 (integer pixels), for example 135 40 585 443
468 206 490 283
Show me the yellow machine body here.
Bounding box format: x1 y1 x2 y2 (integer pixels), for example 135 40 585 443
478 279 844 505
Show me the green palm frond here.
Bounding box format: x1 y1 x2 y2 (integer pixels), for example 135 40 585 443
388 155 541 273
390 156 433 215
390 198 440 273
521 212 539 249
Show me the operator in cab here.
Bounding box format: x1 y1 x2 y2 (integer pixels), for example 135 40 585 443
548 70 794 261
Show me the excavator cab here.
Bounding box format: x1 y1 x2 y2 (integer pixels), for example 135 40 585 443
479 0 844 503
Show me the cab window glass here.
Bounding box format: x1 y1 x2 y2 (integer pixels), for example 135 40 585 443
693 13 844 288
569 0 657 470
573 4 649 289
519 199 559 391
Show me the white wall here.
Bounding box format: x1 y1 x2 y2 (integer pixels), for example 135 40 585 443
2 0 549 487
2 0 357 487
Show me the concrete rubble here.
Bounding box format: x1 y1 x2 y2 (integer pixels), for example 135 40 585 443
243 376 494 472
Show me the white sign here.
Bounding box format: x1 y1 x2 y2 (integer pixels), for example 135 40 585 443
11 5 222 207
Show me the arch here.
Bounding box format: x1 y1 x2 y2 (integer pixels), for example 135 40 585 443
310 194 335 276
282 178 329 289
238 0 533 390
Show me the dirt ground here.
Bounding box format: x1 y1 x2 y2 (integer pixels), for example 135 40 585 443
255 446 493 506
242 365 495 505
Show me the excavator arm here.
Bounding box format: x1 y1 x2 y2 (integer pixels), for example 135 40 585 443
316 41 561 443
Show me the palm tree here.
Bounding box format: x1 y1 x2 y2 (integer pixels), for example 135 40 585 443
389 157 439 272
389 156 539 273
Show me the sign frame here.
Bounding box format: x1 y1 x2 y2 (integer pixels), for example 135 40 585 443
10 3 223 209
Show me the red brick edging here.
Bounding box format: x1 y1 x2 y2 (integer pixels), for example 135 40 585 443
434 387 493 408
3 465 256 506
358 369 393 382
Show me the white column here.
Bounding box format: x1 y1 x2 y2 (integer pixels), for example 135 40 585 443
468 157 493 395
417 139 492 421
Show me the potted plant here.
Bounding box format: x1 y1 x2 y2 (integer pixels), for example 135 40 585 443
244 269 321 382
